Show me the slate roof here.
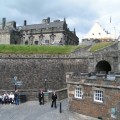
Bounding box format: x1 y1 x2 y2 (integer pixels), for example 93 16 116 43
18 21 64 30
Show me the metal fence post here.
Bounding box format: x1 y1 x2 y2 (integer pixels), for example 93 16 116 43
60 102 62 113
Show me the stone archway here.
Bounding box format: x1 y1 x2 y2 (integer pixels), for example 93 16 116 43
95 60 111 74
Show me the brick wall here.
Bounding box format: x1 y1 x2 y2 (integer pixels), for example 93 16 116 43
67 76 120 119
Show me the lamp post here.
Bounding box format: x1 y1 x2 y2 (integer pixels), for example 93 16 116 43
14 76 17 91
44 79 47 92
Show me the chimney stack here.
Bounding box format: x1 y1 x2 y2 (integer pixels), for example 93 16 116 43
13 21 16 28
2 18 6 30
24 20 27 26
42 17 50 24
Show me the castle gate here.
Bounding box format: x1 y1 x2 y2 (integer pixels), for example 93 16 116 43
95 60 111 73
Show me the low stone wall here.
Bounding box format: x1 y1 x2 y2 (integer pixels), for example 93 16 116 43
55 88 68 100
0 88 68 102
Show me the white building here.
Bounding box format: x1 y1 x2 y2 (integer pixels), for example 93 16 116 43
82 22 118 45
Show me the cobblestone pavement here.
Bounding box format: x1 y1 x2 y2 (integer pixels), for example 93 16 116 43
0 99 98 120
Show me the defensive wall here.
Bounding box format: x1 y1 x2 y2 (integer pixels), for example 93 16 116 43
0 42 120 101
0 53 89 101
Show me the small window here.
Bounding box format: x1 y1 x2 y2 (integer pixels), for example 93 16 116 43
113 57 118 63
35 41 38 45
45 40 49 43
25 41 28 45
75 87 83 99
94 90 103 103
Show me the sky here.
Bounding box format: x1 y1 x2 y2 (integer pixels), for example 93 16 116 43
0 0 120 42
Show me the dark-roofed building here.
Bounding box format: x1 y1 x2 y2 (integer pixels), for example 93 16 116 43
0 17 79 45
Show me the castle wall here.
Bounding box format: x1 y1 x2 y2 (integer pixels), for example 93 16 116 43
22 32 64 45
0 54 89 91
0 31 10 44
0 44 119 91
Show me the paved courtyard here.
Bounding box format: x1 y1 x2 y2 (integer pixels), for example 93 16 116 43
0 99 98 120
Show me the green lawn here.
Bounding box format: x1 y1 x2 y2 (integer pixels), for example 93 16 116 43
0 45 85 54
89 42 113 52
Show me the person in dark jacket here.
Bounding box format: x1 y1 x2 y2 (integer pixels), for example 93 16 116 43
38 90 44 105
14 90 19 105
51 91 57 108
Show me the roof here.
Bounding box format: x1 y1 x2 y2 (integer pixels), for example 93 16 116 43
83 22 114 40
18 21 64 30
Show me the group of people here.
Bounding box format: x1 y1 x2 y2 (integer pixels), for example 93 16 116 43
0 89 58 107
0 90 19 105
38 90 57 108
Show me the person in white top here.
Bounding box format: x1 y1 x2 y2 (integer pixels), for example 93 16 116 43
9 92 14 104
4 92 9 104
0 95 2 104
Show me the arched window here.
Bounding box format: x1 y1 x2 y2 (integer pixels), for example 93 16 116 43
39 34 44 44
35 41 38 45
25 41 28 45
50 34 56 44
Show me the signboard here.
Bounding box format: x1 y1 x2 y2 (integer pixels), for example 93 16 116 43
15 81 23 86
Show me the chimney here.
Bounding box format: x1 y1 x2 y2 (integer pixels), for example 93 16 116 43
24 20 27 26
2 18 6 30
47 17 50 23
42 17 50 24
13 21 16 28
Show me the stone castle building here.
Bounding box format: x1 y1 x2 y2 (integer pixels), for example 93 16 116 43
0 17 79 45
66 42 120 120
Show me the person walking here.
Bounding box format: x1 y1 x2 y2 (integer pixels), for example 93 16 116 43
51 91 57 108
14 90 19 105
38 90 44 105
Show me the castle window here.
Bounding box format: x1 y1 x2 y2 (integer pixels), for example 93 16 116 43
15 41 17 44
92 33 94 35
94 90 103 103
42 28 46 31
25 41 28 45
45 40 49 43
113 57 118 63
50 35 54 40
75 87 83 99
35 41 38 45
25 30 28 34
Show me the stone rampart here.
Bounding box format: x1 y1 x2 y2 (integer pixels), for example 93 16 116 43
0 54 89 92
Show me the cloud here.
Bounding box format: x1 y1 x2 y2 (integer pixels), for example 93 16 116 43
0 0 120 42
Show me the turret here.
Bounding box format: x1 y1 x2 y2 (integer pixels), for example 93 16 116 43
74 28 76 35
63 17 67 29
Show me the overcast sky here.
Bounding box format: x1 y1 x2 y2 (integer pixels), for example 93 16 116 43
0 0 120 42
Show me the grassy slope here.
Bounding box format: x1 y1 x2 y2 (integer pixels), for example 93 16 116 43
0 43 112 54
89 42 113 52
0 45 86 54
